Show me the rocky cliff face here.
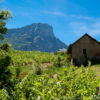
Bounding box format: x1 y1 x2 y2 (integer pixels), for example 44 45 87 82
6 23 67 52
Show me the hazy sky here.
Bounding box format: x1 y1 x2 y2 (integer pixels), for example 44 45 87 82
1 0 100 45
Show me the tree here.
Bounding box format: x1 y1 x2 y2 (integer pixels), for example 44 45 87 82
0 5 12 88
0 9 12 39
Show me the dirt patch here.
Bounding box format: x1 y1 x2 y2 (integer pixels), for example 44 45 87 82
53 74 57 79
20 72 28 78
41 63 52 68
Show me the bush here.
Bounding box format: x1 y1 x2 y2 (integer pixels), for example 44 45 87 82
53 56 62 67
0 40 13 52
64 54 71 62
15 67 21 79
35 64 42 75
0 50 11 88
35 67 42 75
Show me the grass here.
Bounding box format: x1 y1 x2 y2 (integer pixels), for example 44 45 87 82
92 65 100 79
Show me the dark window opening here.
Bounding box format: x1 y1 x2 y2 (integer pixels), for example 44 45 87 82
83 49 86 54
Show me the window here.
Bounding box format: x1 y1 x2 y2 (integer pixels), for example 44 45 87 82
83 49 86 54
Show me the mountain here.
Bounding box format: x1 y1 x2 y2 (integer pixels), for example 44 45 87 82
6 23 67 52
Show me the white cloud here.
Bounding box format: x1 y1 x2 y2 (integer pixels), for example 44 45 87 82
43 10 66 17
43 10 100 21
42 10 100 37
69 15 97 21
70 21 100 37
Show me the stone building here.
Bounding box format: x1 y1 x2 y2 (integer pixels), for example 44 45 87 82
67 33 100 65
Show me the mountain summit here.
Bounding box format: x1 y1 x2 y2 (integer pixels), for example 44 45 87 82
6 23 67 52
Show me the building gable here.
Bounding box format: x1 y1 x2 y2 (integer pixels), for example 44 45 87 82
71 33 100 47
68 33 100 65
67 33 100 58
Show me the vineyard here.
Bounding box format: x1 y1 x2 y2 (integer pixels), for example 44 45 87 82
0 50 100 99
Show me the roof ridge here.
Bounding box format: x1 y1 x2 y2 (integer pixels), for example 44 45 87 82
71 33 100 46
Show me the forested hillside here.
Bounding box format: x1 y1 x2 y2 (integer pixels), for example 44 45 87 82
6 23 67 52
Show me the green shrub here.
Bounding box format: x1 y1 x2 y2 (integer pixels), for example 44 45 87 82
64 54 71 63
53 56 62 67
0 50 12 89
35 67 42 75
15 67 21 79
35 63 42 75
0 40 13 52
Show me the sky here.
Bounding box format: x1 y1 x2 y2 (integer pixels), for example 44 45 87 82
1 0 100 45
